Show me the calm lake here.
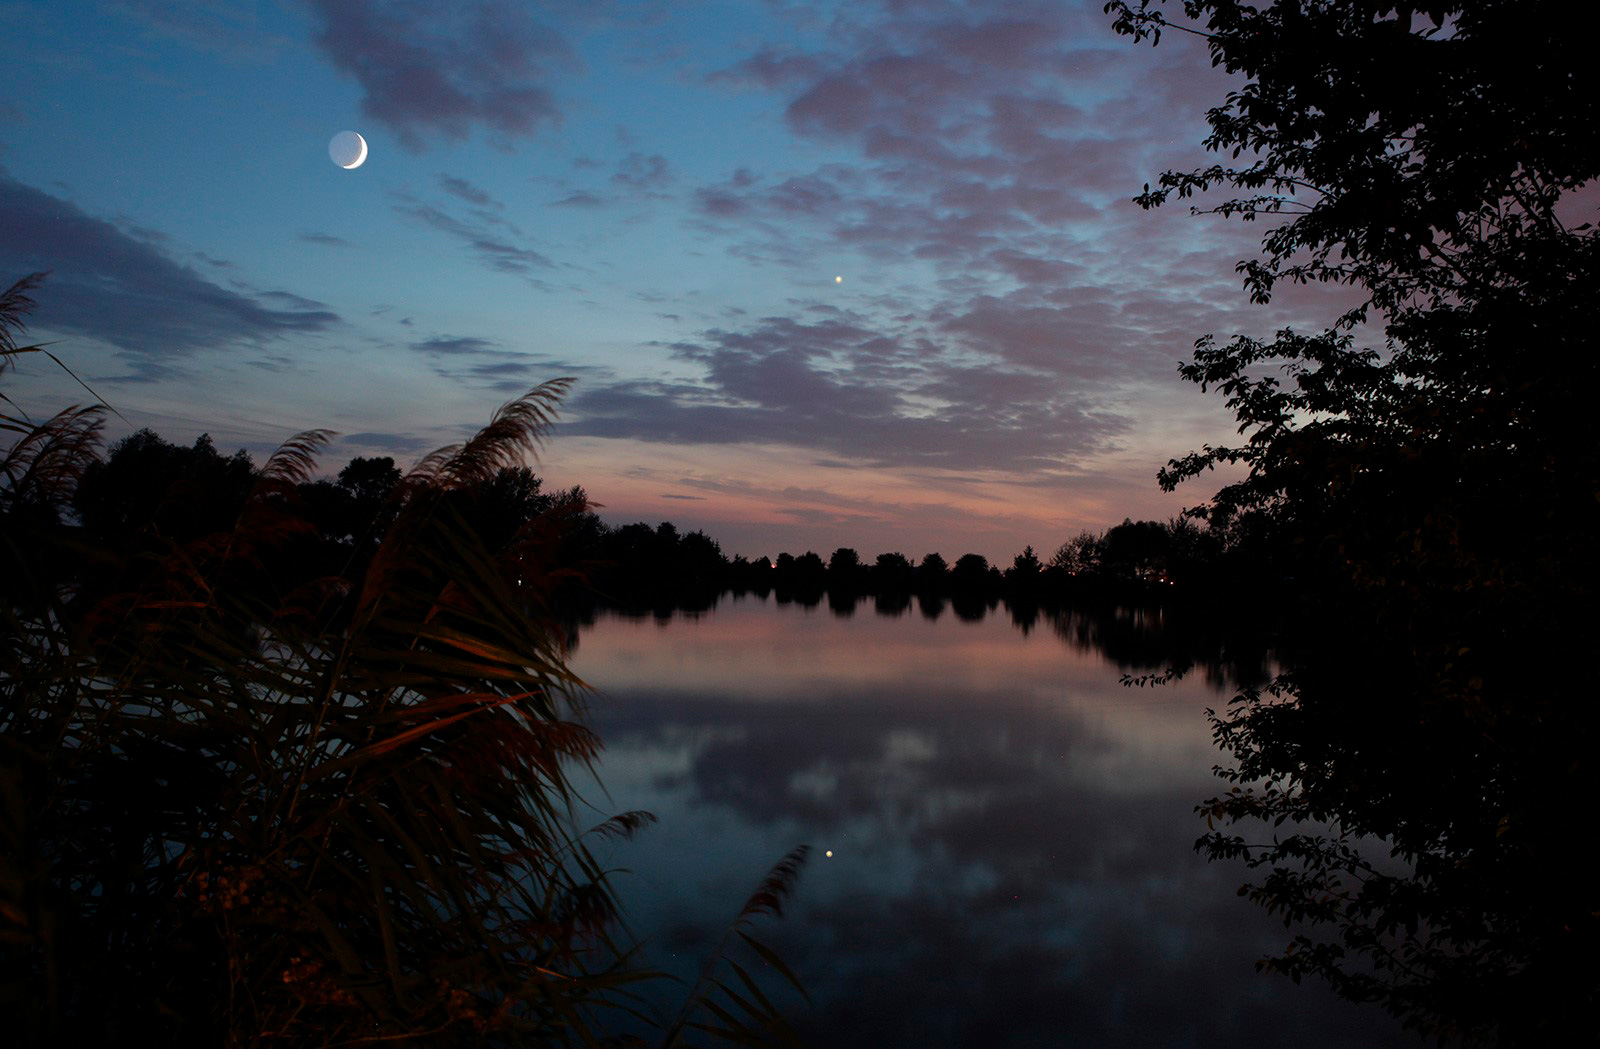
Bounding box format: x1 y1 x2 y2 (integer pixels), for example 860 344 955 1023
569 594 1422 1048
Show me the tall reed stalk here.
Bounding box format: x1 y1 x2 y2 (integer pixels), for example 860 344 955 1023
0 274 804 1047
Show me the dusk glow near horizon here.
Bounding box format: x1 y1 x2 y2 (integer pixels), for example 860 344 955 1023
2 0 1360 563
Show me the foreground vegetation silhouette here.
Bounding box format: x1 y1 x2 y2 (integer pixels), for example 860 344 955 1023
1109 1 1599 1043
0 275 806 1048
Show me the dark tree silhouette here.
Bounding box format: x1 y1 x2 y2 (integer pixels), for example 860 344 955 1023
677 529 728 592
1006 546 1041 578
1050 530 1103 576
872 551 914 593
949 553 991 587
1101 519 1169 581
337 454 401 505
298 455 401 552
73 429 257 545
825 547 865 596
1109 2 1600 1042
792 551 825 578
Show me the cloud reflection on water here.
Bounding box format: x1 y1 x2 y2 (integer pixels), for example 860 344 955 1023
572 597 1419 1048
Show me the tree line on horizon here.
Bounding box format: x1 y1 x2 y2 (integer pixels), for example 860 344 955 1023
48 424 1247 615
22 424 1274 691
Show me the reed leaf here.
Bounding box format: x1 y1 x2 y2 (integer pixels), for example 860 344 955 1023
661 847 811 1049
0 273 44 360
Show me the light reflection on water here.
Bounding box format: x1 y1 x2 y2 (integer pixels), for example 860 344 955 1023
570 595 1420 1048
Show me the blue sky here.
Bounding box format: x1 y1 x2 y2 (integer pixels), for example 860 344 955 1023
1 0 1359 562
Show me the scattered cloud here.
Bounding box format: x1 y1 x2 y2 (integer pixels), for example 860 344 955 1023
611 151 672 192
104 0 292 63
596 0 1309 513
437 174 497 207
689 0 1240 311
408 331 594 393
456 360 558 394
305 0 574 151
3 0 1323 553
411 335 500 357
339 431 436 455
708 46 824 91
260 289 330 312
0 174 338 375
551 190 607 209
392 192 552 276
564 307 1131 474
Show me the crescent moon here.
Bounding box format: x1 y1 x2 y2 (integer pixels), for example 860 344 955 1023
329 131 368 170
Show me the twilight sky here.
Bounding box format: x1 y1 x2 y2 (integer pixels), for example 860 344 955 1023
2 0 1360 562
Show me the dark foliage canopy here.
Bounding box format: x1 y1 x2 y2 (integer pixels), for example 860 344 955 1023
1108 2 1599 1043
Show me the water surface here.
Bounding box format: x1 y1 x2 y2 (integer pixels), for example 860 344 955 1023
571 595 1419 1048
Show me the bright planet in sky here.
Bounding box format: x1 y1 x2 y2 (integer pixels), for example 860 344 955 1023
328 130 367 170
